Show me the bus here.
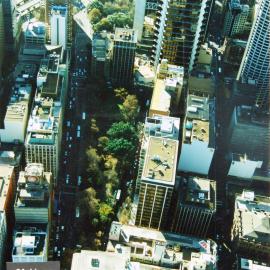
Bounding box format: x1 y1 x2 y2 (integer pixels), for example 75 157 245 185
77 130 80 138
75 207 80 218
116 189 121 201
218 67 222 73
77 175 81 186
82 112 86 120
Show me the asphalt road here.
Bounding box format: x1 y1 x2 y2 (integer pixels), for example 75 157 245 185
52 26 91 261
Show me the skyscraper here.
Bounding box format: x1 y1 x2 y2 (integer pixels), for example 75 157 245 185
46 0 72 47
237 0 270 108
111 28 137 89
134 0 213 71
223 0 249 37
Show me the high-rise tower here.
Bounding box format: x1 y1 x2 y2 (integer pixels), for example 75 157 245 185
134 0 214 71
46 0 72 47
237 0 270 108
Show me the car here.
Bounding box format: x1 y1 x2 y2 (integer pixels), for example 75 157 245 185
68 144 72 148
63 247 65 252
66 174 70 184
56 233 59 240
54 246 57 252
57 250 61 257
58 210 61 216
67 121 71 127
64 151 68 156
56 226 59 232
61 226 64 231
69 137 72 141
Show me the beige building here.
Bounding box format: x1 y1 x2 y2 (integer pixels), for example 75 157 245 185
149 59 184 116
231 190 270 261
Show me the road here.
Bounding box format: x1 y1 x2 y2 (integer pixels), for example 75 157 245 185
52 26 91 261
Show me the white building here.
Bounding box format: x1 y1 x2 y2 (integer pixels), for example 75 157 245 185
0 79 32 143
50 6 67 50
178 95 215 176
12 225 48 262
237 0 270 107
228 153 263 179
25 50 66 183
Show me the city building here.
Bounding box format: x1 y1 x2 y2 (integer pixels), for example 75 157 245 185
50 6 68 50
22 21 46 57
7 262 60 270
231 190 270 261
134 55 155 90
12 224 48 262
111 28 137 89
228 153 263 179
149 59 184 116
0 165 16 269
25 50 67 182
178 95 215 176
223 0 250 37
71 250 133 270
135 133 178 229
14 163 52 224
171 175 216 238
237 0 270 108
134 0 213 70
143 115 180 140
229 105 269 176
0 76 33 143
46 0 72 47
159 0 214 71
237 258 270 270
2 0 22 52
107 221 218 269
0 1 4 73
189 44 215 97
133 0 164 56
91 31 112 79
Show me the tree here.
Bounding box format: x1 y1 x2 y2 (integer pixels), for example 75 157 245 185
114 87 128 101
119 95 139 122
89 0 104 11
105 137 135 160
86 147 102 179
107 12 132 28
97 136 109 151
98 203 113 223
107 121 138 143
94 18 113 32
77 187 99 221
88 8 102 24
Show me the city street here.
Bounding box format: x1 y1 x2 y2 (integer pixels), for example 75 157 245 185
52 26 91 261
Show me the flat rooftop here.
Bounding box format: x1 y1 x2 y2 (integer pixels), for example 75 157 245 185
108 222 217 269
235 191 270 245
12 225 47 257
142 137 178 185
186 95 209 121
114 28 137 43
235 105 269 127
144 115 180 140
179 175 216 210
71 250 129 270
150 79 171 115
4 84 32 122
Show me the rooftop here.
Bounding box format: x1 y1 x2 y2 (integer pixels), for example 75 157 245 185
15 163 51 208
114 28 137 43
25 21 46 38
178 175 216 210
71 250 131 270
12 225 47 257
235 105 269 127
4 83 32 122
240 258 270 270
144 115 180 140
235 191 270 245
108 222 217 270
142 137 178 185
183 95 215 147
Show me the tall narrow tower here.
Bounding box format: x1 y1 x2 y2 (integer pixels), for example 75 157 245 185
133 0 214 71
237 0 270 108
46 0 72 47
